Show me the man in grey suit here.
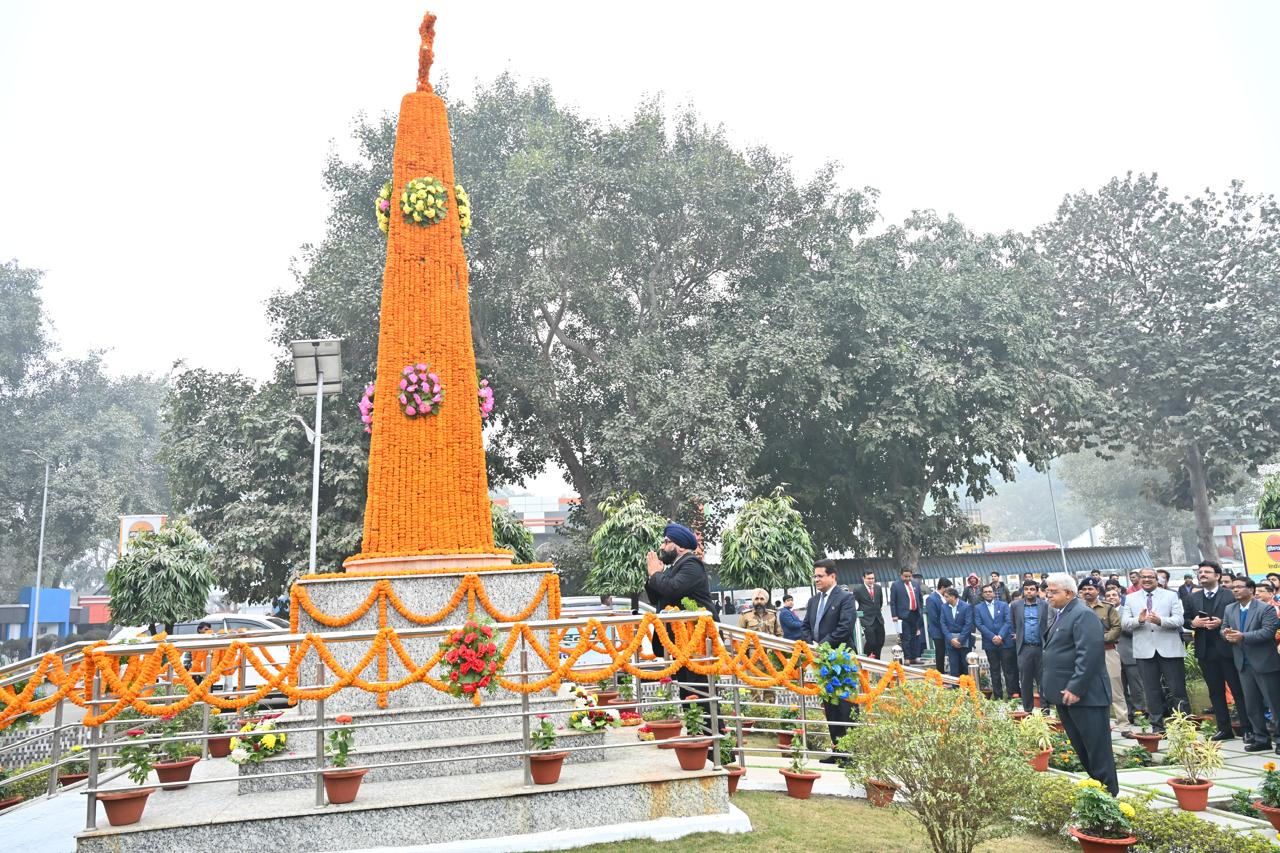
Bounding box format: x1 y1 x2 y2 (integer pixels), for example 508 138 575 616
1010 578 1047 712
1042 572 1118 794
1223 576 1280 754
1120 567 1188 732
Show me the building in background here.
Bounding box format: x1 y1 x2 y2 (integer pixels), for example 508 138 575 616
493 494 578 552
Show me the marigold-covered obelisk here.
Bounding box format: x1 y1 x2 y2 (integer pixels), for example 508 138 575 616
345 13 506 570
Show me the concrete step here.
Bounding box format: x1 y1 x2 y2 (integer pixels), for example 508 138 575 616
269 696 577 747
236 728 607 794
77 730 730 853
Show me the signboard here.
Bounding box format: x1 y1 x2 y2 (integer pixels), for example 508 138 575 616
119 514 167 556
1240 529 1280 577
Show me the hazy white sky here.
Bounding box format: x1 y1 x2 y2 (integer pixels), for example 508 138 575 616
2 1 1276 382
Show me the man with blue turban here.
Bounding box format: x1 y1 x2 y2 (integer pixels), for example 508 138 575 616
644 523 713 612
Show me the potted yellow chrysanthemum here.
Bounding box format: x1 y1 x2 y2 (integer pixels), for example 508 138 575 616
1069 778 1137 853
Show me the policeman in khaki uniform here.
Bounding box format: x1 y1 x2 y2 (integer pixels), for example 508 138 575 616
739 588 782 636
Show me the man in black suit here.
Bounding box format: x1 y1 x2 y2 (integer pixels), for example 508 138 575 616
1010 578 1047 712
1042 572 1118 795
1187 559 1251 743
889 568 926 664
802 558 856 763
852 569 886 659
645 523 716 735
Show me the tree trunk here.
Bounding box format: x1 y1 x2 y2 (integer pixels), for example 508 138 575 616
1185 442 1217 561
894 538 921 576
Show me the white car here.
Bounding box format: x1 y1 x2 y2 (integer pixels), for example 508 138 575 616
109 613 293 704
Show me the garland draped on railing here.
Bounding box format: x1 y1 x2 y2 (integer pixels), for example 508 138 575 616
0 612 976 729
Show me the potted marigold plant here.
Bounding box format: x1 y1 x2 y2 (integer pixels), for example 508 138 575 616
528 714 567 785
1069 779 1136 853
1253 761 1280 830
779 728 820 799
673 696 713 771
1164 711 1222 811
228 718 288 765
207 708 232 757
152 714 202 789
98 729 157 826
641 676 683 745
719 737 746 795
58 744 90 786
322 714 365 803
1018 711 1055 772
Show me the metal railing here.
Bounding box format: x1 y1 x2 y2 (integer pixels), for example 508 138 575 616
0 609 963 833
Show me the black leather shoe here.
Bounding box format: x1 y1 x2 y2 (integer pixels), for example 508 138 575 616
818 755 839 765
1245 740 1272 752
1209 731 1234 741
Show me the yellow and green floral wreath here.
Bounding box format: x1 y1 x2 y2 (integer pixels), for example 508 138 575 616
455 183 472 236
400 176 448 226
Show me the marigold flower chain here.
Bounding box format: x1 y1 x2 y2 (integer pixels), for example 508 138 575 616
1 614 962 729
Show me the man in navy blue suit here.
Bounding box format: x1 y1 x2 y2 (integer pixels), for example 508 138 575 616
925 578 953 673
802 559 856 762
974 583 1019 699
940 586 974 677
890 568 926 664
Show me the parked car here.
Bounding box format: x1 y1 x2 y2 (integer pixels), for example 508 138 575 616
109 614 292 705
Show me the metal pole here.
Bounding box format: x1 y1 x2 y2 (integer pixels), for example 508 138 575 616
85 671 101 830
731 674 744 760
201 699 211 760
520 637 532 787
46 695 64 797
707 634 720 770
1046 462 1069 573
309 371 325 573
30 461 49 659
314 661 326 806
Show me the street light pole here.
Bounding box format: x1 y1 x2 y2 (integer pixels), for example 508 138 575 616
24 450 51 658
1046 461 1069 574
309 369 325 573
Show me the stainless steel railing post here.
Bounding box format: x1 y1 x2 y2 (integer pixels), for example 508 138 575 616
520 635 532 787
314 661 326 806
84 671 101 830
45 695 64 797
707 632 720 770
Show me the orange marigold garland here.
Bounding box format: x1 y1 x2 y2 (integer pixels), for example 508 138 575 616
349 12 496 565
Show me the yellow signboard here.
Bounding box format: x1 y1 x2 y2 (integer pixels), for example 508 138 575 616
1240 529 1280 577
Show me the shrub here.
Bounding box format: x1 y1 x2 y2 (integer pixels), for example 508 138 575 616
1071 779 1134 839
838 681 1036 853
0 760 51 800
1165 711 1223 783
1015 772 1077 835
1126 797 1275 853
1048 730 1084 772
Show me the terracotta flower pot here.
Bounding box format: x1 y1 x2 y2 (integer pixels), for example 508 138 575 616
674 738 712 771
1010 710 1030 721
1049 719 1065 733
865 778 898 807
1254 800 1280 831
98 788 155 826
606 698 634 708
58 772 89 787
1167 777 1212 811
528 751 567 785
322 767 368 803
779 769 821 799
1133 733 1163 753
208 736 232 758
153 756 200 790
0 796 23 812
725 766 746 795
593 691 619 706
1028 748 1051 772
1069 826 1136 853
777 730 794 749
647 719 683 749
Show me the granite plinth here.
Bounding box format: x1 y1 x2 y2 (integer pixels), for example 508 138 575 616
237 729 606 793
293 567 556 714
271 697 576 748
77 730 731 853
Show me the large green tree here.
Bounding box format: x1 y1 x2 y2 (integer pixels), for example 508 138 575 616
751 213 1093 571
163 76 875 599
0 261 170 598
1038 174 1280 560
106 517 215 634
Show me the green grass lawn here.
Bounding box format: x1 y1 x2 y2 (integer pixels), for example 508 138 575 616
554 790 1072 853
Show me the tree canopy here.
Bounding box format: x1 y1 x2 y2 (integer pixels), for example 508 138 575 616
106 518 215 633
718 488 814 592
1038 174 1280 560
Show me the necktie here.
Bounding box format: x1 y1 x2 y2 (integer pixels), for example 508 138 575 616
1146 592 1154 615
814 592 828 628
1240 606 1249 632
906 583 917 610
